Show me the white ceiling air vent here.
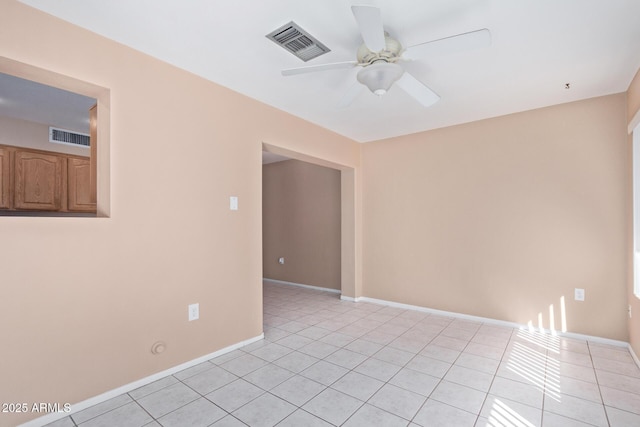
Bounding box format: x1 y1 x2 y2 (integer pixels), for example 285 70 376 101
49 126 90 148
266 21 330 62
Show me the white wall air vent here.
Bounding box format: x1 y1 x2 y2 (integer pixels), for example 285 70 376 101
266 22 330 62
49 126 90 148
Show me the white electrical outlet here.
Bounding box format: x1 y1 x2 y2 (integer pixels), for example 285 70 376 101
629 305 633 318
278 257 285 264
574 288 585 302
188 303 199 321
230 196 238 211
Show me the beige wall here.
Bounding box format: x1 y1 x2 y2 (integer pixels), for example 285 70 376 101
362 94 630 341
0 115 91 156
0 2 360 426
263 159 341 290
628 67 640 358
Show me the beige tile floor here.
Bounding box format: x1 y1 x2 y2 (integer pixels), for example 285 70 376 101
46 281 640 426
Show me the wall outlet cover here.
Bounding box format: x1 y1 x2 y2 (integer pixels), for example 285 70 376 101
230 196 238 211
188 303 199 321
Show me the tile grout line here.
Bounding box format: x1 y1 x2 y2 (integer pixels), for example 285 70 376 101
588 340 615 427
471 325 515 426
131 400 156 426
322 304 420 425
282 298 432 424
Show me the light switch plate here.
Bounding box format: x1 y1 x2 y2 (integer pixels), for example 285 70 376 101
574 288 585 302
188 303 199 321
230 196 238 211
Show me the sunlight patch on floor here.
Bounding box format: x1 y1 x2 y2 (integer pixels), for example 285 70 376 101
486 399 536 427
505 329 562 402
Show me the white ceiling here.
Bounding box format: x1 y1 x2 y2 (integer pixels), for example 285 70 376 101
18 0 640 143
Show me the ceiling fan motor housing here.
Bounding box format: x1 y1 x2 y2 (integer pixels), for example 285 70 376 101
357 33 403 65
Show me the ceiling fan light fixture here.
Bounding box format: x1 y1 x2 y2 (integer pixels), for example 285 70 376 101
357 61 404 96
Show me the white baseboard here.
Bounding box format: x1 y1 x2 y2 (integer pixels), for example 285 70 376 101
20 334 264 427
278 282 629 348
353 295 629 348
263 278 341 294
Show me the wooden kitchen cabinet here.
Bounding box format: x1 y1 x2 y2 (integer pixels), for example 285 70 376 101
14 150 63 211
0 144 95 214
67 157 95 212
0 147 10 209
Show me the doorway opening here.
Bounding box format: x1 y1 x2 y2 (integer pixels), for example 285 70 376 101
261 142 358 301
263 156 341 292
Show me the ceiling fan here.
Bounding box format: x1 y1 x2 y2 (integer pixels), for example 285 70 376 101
281 5 491 108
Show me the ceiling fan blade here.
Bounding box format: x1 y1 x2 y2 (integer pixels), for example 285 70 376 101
337 82 364 109
395 73 440 107
403 29 491 60
281 61 358 76
351 5 386 52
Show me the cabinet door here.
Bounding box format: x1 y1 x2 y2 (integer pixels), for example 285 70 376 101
0 147 9 209
68 157 96 212
14 150 63 211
